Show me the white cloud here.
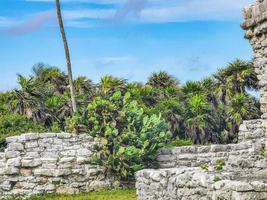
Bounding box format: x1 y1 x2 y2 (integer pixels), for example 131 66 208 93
141 0 252 23
63 9 114 20
97 56 135 66
25 0 126 4
60 0 255 23
2 0 255 33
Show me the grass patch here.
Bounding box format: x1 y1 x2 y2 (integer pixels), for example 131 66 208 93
166 138 192 147
10 189 137 200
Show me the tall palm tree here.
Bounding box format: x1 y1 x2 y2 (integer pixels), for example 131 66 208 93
147 71 179 89
214 68 228 104
185 94 212 144
55 0 77 113
226 93 250 142
214 60 258 100
98 76 127 96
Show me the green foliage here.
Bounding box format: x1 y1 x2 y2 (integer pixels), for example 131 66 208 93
4 189 137 200
87 91 171 181
258 148 267 157
167 138 192 147
51 122 61 133
213 176 222 182
200 163 209 171
147 71 179 89
0 58 261 155
215 159 226 171
0 113 47 149
65 114 87 134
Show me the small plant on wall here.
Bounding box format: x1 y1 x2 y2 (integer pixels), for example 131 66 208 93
215 159 225 171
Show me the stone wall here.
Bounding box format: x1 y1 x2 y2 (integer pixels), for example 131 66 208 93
0 133 113 198
242 0 267 116
135 120 267 200
157 120 266 169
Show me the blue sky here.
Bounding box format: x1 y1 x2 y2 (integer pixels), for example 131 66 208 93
0 0 255 91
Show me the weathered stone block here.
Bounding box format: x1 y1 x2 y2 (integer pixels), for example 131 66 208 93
7 143 24 151
7 157 21 167
5 151 20 159
25 141 38 149
21 159 42 168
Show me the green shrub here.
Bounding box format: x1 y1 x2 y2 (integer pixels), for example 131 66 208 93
213 176 222 182
215 159 225 171
200 163 209 171
167 138 192 147
259 148 267 157
0 114 47 150
65 114 87 134
87 91 171 181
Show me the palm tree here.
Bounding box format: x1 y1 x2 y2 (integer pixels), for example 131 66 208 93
98 76 127 96
225 59 258 94
74 76 95 97
15 75 38 117
214 59 258 100
213 68 228 104
185 94 212 144
32 64 68 95
200 78 219 108
182 81 203 97
226 93 250 142
147 71 179 89
156 99 185 139
55 0 77 113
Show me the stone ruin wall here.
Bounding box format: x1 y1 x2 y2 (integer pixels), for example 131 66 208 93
0 133 114 198
136 120 267 200
242 0 267 118
157 120 266 170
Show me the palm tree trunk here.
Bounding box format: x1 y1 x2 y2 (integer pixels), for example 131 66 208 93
55 0 77 113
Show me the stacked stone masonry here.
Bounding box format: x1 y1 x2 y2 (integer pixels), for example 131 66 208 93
242 0 267 116
135 120 267 200
0 133 114 198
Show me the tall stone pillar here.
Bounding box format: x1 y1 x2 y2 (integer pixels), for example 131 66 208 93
242 0 267 118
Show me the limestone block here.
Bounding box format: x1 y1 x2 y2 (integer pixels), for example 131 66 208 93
25 141 38 149
33 169 56 177
40 152 59 158
35 184 55 192
59 157 76 164
21 159 42 168
23 133 39 141
77 148 92 157
7 157 21 167
77 157 90 164
40 158 58 164
5 151 20 159
5 136 25 143
20 168 32 176
56 186 79 194
41 164 57 169
4 167 20 175
60 150 76 157
25 152 39 158
7 143 24 151
39 133 57 138
1 181 13 191
57 133 72 139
